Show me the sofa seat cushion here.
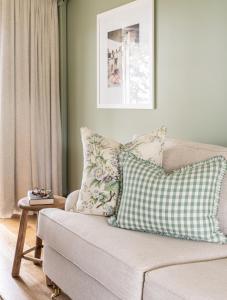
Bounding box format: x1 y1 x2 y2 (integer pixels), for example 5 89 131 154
38 209 227 300
144 259 227 300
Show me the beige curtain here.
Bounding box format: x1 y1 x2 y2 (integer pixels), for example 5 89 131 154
0 0 62 218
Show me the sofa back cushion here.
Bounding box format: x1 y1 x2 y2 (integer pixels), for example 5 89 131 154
163 138 227 235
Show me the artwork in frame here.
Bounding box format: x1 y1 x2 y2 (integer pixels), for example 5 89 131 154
97 0 154 109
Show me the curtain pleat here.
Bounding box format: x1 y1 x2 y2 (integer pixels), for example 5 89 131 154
0 0 62 218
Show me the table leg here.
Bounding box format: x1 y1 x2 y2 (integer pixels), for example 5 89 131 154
34 236 42 265
12 209 28 277
46 275 53 287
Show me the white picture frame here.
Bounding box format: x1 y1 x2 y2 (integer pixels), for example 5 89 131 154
97 0 154 109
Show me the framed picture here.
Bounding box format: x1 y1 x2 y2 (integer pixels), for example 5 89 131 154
97 0 154 109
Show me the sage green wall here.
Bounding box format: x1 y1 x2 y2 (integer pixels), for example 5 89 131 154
67 0 227 191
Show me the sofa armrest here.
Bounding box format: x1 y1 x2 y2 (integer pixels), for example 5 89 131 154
65 190 80 212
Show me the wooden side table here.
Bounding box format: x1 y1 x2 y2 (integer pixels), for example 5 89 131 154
12 195 65 278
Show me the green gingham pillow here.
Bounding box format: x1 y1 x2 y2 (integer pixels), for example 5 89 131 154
108 152 227 243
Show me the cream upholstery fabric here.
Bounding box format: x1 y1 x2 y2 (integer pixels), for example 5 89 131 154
65 190 79 212
144 259 227 300
38 208 227 300
163 138 227 234
42 138 227 299
44 246 120 300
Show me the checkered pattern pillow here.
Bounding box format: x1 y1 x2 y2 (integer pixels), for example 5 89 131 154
108 152 227 243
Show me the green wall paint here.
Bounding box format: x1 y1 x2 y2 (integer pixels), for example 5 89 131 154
67 0 227 191
59 1 68 195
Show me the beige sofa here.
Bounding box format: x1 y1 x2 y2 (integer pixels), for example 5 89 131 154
38 138 227 300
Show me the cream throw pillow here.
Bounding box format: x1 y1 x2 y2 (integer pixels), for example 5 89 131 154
76 126 167 216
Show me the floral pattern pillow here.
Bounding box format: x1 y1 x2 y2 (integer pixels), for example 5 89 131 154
76 127 167 216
